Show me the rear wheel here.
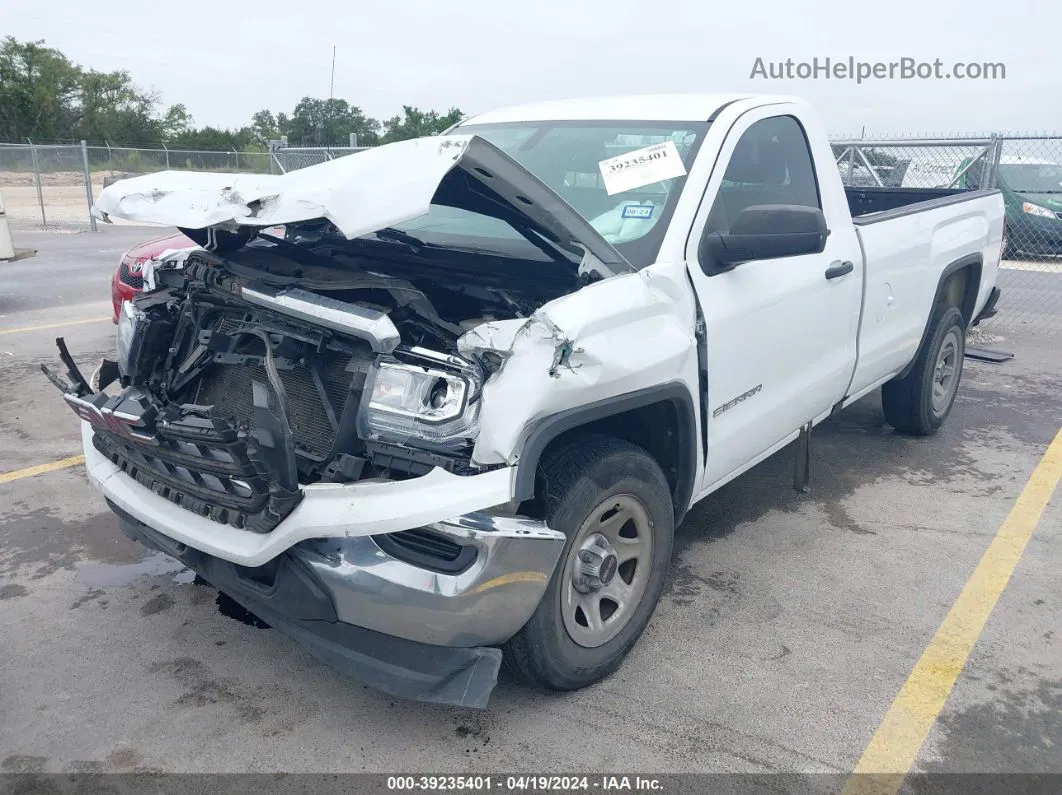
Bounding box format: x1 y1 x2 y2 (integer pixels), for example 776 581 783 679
882 305 966 435
503 435 674 691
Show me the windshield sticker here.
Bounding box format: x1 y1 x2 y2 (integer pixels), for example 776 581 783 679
621 204 655 219
599 141 687 196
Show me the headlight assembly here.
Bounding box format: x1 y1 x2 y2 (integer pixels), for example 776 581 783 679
1022 202 1056 219
358 351 482 447
115 300 148 379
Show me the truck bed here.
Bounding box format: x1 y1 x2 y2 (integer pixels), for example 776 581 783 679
845 185 1003 400
845 186 997 224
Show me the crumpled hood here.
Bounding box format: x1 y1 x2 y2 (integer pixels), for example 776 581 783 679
94 134 630 275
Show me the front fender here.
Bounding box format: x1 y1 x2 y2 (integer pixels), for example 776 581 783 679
460 261 702 495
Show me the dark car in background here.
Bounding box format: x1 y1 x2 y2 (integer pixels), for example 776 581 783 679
957 155 1062 258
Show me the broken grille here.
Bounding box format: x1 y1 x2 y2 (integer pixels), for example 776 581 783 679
92 423 293 533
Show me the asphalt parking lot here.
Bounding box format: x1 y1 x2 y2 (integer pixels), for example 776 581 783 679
1 226 1060 780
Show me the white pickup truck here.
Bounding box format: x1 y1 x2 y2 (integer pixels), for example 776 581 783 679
48 93 1004 708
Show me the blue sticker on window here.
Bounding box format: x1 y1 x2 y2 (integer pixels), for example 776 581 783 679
621 204 654 220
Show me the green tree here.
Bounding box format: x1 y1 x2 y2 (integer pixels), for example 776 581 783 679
74 68 163 144
380 106 464 144
1 36 469 154
0 36 81 141
162 103 193 139
169 125 254 151
250 109 279 145
286 97 380 146
0 37 171 145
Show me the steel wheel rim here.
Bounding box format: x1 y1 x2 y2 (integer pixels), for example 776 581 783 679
931 329 962 415
561 494 654 649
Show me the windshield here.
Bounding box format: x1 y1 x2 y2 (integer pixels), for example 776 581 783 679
394 120 710 268
998 163 1062 193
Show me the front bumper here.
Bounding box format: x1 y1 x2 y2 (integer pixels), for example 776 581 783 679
112 504 516 708
84 418 567 646
296 514 566 647
80 420 520 567
87 416 567 706
1008 214 1062 254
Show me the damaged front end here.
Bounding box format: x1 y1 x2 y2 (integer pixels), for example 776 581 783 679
41 237 572 709
52 134 637 538
45 245 503 535
45 132 694 708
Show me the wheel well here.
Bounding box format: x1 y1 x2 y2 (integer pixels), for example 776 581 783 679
936 259 981 327
895 254 982 381
513 388 697 525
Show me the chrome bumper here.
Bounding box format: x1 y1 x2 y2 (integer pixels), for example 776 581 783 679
111 502 561 707
294 513 567 647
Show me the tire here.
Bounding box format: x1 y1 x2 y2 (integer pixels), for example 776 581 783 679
502 434 675 691
882 305 966 436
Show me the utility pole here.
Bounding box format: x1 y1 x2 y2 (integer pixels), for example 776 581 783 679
329 46 336 100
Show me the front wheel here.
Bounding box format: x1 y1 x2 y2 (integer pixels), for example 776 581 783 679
503 435 675 691
882 305 966 435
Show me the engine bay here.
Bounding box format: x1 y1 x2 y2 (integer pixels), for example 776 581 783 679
47 227 584 533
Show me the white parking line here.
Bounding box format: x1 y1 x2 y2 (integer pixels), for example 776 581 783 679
0 316 110 336
1000 259 1062 274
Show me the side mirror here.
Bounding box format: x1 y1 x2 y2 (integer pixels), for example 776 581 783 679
700 204 829 272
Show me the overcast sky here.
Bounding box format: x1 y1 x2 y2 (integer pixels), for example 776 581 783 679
8 0 1059 136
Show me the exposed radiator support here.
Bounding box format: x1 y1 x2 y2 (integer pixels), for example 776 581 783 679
240 284 401 353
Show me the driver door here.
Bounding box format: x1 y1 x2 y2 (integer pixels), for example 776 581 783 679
686 108 862 491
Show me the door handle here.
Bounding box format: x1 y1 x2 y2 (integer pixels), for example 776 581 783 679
825 260 855 280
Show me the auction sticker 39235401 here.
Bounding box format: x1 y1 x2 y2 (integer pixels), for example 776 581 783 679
597 141 688 195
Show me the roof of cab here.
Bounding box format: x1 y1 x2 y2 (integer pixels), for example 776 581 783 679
461 93 789 125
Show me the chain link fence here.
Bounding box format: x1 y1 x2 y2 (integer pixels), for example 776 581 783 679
0 142 367 229
273 146 365 173
0 143 95 228
989 136 1062 336
832 133 1062 336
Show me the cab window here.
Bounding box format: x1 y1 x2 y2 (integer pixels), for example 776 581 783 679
706 115 821 233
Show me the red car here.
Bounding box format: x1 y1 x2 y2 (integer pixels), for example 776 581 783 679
112 226 288 321
112 232 195 322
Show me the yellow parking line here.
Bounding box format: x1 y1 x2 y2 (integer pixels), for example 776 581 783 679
0 316 110 336
0 455 86 485
842 427 1062 795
